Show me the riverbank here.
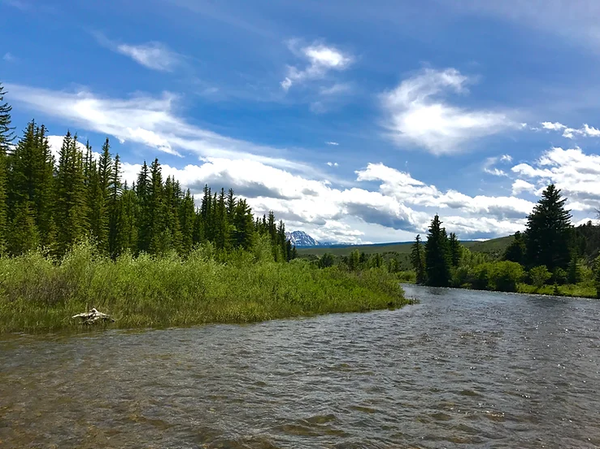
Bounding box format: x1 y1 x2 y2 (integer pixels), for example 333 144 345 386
407 281 598 299
0 242 408 333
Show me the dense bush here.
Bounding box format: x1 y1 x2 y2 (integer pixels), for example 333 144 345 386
0 241 409 333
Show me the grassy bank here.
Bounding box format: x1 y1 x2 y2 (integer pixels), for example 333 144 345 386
0 242 408 333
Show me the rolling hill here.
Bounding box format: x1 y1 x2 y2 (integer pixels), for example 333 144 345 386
296 235 515 258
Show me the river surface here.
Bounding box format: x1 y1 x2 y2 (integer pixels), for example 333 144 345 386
2 285 600 448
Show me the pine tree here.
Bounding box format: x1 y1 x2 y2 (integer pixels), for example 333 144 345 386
148 158 168 254
0 83 14 253
108 153 123 257
7 201 39 255
232 198 255 250
448 232 461 267
84 141 109 252
503 231 526 264
425 215 451 287
135 161 151 252
410 234 426 284
525 184 572 271
179 189 196 254
55 132 88 255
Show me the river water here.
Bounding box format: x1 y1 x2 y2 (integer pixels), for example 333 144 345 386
1 285 600 448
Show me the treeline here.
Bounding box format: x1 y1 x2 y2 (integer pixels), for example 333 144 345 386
412 184 600 297
0 84 295 260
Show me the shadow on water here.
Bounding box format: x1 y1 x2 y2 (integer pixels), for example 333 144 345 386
2 285 600 448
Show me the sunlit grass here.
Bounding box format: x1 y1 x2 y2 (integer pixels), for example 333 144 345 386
0 241 408 333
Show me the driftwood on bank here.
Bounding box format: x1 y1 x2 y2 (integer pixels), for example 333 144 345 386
72 308 115 325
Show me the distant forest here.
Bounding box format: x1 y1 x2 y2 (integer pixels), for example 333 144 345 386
0 84 295 260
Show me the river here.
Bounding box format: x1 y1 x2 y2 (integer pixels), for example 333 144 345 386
1 285 600 448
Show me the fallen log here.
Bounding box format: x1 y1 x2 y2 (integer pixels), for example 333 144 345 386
72 308 115 325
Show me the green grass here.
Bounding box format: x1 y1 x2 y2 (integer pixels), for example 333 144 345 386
0 242 408 334
517 282 597 298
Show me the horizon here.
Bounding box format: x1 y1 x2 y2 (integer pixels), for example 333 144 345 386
2 0 600 244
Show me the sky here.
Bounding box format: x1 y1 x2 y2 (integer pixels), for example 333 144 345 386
2 0 600 244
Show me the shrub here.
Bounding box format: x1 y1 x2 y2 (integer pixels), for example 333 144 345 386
529 265 552 289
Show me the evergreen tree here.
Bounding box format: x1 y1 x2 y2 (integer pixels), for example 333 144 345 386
233 198 254 250
108 154 123 257
135 161 151 252
148 159 168 254
410 234 426 284
55 132 88 255
425 215 451 287
84 141 108 252
503 231 526 264
0 83 14 253
448 232 461 267
179 189 196 254
7 202 39 255
525 184 572 271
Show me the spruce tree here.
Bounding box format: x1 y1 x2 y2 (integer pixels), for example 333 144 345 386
448 232 461 267
233 198 255 250
55 132 88 255
503 231 526 264
148 158 168 254
410 234 426 284
425 215 451 287
179 189 196 254
525 184 572 271
0 83 14 253
7 201 39 255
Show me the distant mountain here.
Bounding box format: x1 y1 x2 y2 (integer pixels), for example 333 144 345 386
285 231 320 247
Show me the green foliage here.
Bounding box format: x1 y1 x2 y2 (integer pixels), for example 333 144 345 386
425 215 451 287
318 252 335 268
0 242 409 333
567 257 582 284
410 234 426 284
529 265 552 289
449 232 460 267
503 231 525 264
525 184 572 271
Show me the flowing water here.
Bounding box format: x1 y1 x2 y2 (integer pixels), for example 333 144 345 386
2 285 600 448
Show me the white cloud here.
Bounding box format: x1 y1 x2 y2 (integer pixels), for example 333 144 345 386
94 33 181 72
325 141 339 146
482 154 513 176
381 68 515 155
281 41 353 91
540 121 600 139
5 83 308 171
512 146 600 211
3 52 15 62
326 162 339 167
541 121 566 131
511 179 536 196
115 42 180 72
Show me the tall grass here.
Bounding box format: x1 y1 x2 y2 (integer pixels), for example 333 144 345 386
0 241 407 333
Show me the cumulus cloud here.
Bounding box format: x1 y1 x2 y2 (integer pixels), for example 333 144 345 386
511 179 536 196
381 68 515 155
326 162 339 167
512 146 600 211
5 83 308 171
281 41 353 91
540 121 600 139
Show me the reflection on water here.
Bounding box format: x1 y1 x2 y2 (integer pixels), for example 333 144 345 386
2 285 600 448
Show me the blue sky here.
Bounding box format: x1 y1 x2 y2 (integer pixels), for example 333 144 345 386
3 0 600 243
